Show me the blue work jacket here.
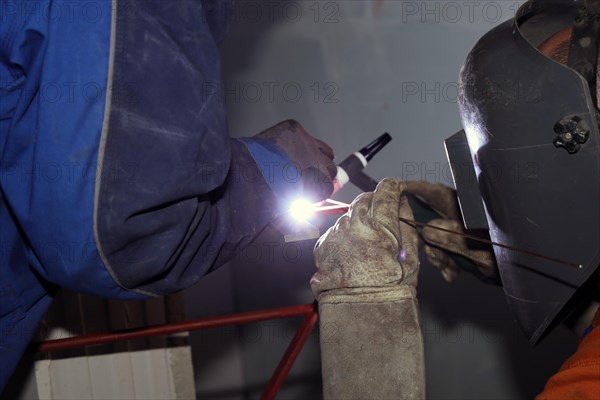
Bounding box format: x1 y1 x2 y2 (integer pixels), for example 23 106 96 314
0 0 287 389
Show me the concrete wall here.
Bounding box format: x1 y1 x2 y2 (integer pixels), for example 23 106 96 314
185 1 577 399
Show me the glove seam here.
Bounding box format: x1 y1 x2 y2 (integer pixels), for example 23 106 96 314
317 286 416 304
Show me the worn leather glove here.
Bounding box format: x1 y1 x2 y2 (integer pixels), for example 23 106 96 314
240 120 336 204
312 178 425 399
404 180 500 284
312 178 420 298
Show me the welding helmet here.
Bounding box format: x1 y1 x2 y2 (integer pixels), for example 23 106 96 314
445 0 600 344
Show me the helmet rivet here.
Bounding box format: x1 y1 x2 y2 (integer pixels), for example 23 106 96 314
553 114 590 154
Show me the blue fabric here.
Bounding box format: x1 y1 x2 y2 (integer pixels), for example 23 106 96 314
1 0 145 388
0 0 295 391
93 0 251 295
0 0 293 391
0 0 292 389
1 0 144 300
238 137 301 210
0 189 54 390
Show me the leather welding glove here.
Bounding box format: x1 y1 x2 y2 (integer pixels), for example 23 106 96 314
239 120 337 205
404 180 500 284
312 178 425 400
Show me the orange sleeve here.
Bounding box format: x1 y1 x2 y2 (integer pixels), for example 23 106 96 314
536 308 600 400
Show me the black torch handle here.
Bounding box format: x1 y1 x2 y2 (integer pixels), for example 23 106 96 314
359 132 392 162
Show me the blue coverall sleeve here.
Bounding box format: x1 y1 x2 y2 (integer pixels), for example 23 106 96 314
93 0 283 296
0 0 281 389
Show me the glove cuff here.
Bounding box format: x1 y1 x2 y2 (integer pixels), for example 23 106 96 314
317 285 416 304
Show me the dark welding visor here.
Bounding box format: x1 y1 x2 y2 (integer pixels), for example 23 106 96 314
446 0 600 344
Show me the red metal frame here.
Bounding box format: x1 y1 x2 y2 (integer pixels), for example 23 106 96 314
33 303 319 399
261 306 319 400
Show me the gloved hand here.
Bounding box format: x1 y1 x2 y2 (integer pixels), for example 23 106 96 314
239 120 337 204
311 178 425 400
312 178 419 299
404 180 500 284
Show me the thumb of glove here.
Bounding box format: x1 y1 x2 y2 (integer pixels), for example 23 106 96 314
404 180 500 285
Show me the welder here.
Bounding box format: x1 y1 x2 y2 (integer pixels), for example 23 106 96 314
312 0 600 398
0 0 337 390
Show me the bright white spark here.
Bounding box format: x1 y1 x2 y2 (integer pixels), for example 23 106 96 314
289 198 316 222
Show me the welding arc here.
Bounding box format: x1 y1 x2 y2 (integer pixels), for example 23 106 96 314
397 217 582 270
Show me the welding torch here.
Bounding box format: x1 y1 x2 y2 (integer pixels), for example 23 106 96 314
333 132 442 224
